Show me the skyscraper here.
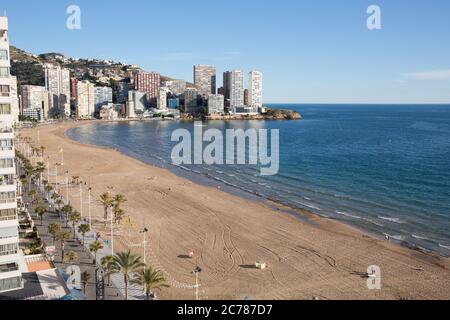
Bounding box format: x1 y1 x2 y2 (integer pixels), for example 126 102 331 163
76 80 95 118
207 94 224 115
44 64 71 118
194 65 216 96
224 70 244 110
135 72 160 107
0 16 22 293
183 88 200 114
94 86 113 112
249 71 263 108
21 85 50 120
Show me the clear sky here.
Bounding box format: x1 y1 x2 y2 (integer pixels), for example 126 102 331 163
2 0 450 104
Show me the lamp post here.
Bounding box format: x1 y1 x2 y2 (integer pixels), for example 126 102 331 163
192 266 202 301
140 228 149 269
109 204 115 256
88 187 92 227
65 171 69 203
79 181 83 218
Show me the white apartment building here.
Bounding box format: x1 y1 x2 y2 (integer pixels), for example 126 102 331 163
229 70 244 110
76 80 95 118
21 85 50 120
126 90 147 118
0 16 22 293
157 88 169 111
249 71 263 109
207 94 224 115
94 86 113 113
44 64 71 118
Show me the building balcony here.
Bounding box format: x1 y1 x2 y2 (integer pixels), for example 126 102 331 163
0 235 19 247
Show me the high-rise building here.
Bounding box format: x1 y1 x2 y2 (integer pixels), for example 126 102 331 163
44 64 71 118
224 70 244 111
0 16 22 293
249 71 263 108
207 94 224 115
157 88 169 110
194 65 216 96
183 88 200 114
135 72 160 107
76 80 95 118
21 85 50 120
244 89 249 106
162 80 186 96
94 86 113 112
126 91 147 118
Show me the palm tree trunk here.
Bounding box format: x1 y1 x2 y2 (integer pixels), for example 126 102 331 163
124 276 128 300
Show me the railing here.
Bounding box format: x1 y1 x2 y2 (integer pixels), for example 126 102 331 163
0 198 16 204
0 146 13 151
0 179 15 186
0 249 18 256
0 214 17 221
0 265 19 273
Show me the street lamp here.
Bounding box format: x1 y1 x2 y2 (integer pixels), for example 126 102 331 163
65 171 69 203
109 203 115 256
88 187 92 227
192 266 202 301
140 228 149 269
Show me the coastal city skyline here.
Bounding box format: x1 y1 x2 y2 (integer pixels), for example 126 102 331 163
2 0 450 104
0 1 449 306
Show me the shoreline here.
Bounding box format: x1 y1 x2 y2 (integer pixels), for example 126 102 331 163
21 121 450 300
64 121 449 260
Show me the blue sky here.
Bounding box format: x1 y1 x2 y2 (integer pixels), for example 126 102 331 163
3 0 450 103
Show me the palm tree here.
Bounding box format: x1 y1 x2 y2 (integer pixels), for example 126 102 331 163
81 271 91 296
114 208 126 225
89 240 104 265
51 192 60 203
28 190 37 203
48 223 61 244
132 266 169 300
68 212 81 237
55 199 64 215
110 250 145 300
35 205 47 225
113 194 127 223
44 185 53 197
64 251 79 275
78 224 91 247
62 205 73 228
101 255 115 286
99 192 113 225
58 231 71 261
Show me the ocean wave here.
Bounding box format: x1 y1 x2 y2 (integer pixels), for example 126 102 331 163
335 211 361 219
378 216 403 224
384 234 405 241
292 200 322 211
438 243 450 250
411 234 430 241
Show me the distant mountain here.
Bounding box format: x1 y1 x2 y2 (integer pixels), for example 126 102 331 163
9 46 194 92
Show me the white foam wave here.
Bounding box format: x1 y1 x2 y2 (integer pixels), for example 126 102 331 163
378 216 403 224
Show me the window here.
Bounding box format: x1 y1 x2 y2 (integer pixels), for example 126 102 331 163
0 243 18 256
0 262 19 273
0 104 11 115
0 139 13 150
0 208 16 221
0 159 14 168
0 276 21 292
0 85 10 97
0 49 7 60
0 67 9 78
0 192 15 204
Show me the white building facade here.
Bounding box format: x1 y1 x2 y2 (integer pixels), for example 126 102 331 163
229 70 244 111
207 94 224 115
0 16 22 293
21 85 50 121
249 71 263 109
76 80 95 118
44 64 71 118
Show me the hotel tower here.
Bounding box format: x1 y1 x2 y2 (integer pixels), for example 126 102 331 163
0 16 22 293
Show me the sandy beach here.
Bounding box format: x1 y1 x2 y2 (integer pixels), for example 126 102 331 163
20 122 450 300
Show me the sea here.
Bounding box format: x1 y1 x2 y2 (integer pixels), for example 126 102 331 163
66 104 450 257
